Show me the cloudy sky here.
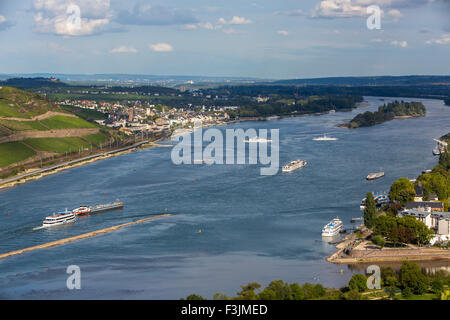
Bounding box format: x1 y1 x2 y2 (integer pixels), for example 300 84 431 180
0 0 449 78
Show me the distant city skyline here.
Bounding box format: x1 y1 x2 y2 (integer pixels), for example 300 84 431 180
0 0 449 78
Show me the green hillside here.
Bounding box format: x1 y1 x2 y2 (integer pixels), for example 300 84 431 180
0 86 61 118
0 86 111 171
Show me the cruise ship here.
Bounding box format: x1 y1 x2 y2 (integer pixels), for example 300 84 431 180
322 218 344 237
72 201 124 216
366 172 385 180
282 160 307 173
312 134 338 141
42 210 76 227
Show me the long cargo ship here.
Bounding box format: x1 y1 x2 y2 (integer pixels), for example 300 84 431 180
72 201 124 216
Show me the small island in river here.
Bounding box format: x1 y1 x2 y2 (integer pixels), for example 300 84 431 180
340 100 427 129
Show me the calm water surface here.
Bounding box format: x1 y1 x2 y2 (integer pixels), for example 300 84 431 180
0 96 449 299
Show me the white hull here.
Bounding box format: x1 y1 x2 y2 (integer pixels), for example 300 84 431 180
282 160 307 173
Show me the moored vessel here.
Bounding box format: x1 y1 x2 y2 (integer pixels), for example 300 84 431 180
322 218 344 237
282 160 307 173
42 210 76 227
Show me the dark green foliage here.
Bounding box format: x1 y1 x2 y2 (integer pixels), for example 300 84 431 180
400 262 429 295
348 100 426 128
364 192 377 228
373 215 434 245
389 178 416 206
185 294 206 300
348 274 367 292
371 235 386 247
381 267 399 288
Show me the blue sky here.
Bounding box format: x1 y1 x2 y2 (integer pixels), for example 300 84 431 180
0 0 449 79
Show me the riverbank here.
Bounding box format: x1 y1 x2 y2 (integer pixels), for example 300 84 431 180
0 140 167 191
328 240 450 264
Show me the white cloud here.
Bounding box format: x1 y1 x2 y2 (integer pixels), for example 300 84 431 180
181 24 198 30
32 0 112 36
111 46 138 53
218 16 252 25
150 43 173 52
426 34 450 45
388 9 403 19
391 40 408 47
0 15 6 23
277 30 289 36
49 42 69 51
370 38 384 42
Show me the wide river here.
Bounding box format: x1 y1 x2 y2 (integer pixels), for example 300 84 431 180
0 96 449 299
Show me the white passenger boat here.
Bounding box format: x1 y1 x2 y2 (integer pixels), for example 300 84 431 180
282 160 307 173
312 134 338 141
42 210 76 227
322 218 344 237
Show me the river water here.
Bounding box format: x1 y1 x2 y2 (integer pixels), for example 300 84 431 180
0 96 449 299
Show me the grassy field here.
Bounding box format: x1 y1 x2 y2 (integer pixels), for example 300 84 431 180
0 119 49 131
40 116 97 129
81 132 108 146
24 137 92 154
0 86 56 118
61 105 107 121
0 142 36 167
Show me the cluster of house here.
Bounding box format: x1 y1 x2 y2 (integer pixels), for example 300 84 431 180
62 99 234 136
399 182 450 245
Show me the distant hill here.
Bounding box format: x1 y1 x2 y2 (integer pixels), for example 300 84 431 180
273 76 450 86
0 77 68 89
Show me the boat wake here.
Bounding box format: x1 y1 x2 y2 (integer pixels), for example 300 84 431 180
33 226 46 231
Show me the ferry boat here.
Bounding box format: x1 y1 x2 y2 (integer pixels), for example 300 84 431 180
73 201 124 216
312 134 338 141
42 209 76 227
322 218 344 237
282 160 307 173
366 172 385 180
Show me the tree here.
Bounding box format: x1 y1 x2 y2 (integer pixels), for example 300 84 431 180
431 279 444 294
348 274 367 293
389 178 416 206
342 289 364 300
236 282 262 300
364 192 377 228
371 235 386 248
399 261 428 295
289 283 305 300
185 294 206 300
381 267 399 288
213 292 229 300
302 283 326 299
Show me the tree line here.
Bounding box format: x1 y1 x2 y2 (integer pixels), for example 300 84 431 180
347 100 426 128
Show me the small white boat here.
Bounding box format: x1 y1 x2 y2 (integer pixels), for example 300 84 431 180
282 159 307 173
322 218 344 237
313 134 338 141
42 209 76 227
367 172 385 180
244 137 272 143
